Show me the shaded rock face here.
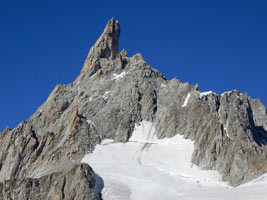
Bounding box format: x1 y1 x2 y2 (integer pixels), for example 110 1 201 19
0 164 96 200
0 18 267 199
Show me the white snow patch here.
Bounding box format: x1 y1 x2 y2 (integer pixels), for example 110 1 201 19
225 120 230 138
33 167 52 179
86 119 97 128
39 109 43 113
160 83 166 87
102 91 110 100
222 91 232 96
199 91 214 98
90 73 97 78
89 97 93 102
112 71 127 80
129 121 222 181
221 89 239 96
182 92 192 107
135 60 142 65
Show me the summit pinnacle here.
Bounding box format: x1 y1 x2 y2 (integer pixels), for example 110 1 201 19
77 18 120 81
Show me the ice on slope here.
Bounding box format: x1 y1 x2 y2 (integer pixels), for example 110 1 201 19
199 91 214 98
112 71 127 80
82 121 267 200
86 119 97 128
221 89 238 96
129 121 221 181
182 92 192 107
102 91 110 100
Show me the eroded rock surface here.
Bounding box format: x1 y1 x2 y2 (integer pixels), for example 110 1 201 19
0 164 96 200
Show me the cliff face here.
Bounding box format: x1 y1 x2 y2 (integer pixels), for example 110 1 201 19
0 18 267 199
0 164 96 200
155 87 267 186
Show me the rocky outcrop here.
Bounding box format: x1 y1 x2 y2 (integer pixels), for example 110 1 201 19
0 164 96 200
0 18 267 199
76 18 121 81
154 85 267 186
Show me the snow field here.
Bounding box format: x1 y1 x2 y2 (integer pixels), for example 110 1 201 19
82 121 267 200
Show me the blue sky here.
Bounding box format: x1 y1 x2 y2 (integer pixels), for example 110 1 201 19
0 0 266 130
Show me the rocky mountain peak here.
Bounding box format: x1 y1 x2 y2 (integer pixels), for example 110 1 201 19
76 18 120 81
1 19 267 199
95 17 120 59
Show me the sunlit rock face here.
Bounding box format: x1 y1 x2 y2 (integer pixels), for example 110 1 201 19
0 18 267 199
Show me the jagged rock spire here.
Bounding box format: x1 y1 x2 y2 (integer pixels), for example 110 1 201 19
92 17 120 59
76 18 120 80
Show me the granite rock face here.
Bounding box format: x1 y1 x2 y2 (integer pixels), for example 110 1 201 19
0 164 96 200
0 18 267 199
154 88 267 186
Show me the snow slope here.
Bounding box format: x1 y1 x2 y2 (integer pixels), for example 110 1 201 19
82 121 267 200
182 92 192 107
